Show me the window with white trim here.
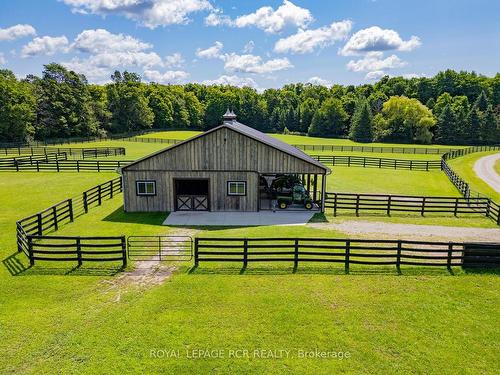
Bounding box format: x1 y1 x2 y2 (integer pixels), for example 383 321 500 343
227 181 246 196
136 180 156 196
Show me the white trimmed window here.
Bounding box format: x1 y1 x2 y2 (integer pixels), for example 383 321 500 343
227 181 246 196
136 180 156 196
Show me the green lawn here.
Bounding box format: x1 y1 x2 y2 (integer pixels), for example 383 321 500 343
0 173 498 374
448 151 500 201
495 159 500 175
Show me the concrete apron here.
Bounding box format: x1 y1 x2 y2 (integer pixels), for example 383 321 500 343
163 210 316 226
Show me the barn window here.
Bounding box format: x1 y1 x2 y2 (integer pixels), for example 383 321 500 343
227 181 246 196
136 180 156 196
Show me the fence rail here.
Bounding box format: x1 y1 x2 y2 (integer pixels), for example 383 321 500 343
16 177 123 259
324 192 500 225
295 144 459 154
312 155 441 170
27 235 126 267
194 237 500 269
0 146 125 158
0 159 133 172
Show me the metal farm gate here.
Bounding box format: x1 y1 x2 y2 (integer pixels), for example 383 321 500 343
127 236 193 261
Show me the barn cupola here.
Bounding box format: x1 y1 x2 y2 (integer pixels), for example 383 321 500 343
223 108 237 123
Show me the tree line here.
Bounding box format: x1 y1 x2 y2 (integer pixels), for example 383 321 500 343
0 63 499 145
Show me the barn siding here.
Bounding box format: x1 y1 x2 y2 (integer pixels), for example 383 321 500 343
123 170 258 212
125 127 325 174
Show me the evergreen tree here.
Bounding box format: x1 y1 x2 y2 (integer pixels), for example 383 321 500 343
474 90 489 111
308 98 348 137
435 105 456 144
349 99 373 142
467 106 482 145
480 106 499 144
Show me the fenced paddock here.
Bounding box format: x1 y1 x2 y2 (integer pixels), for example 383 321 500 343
16 177 125 266
312 155 441 171
324 192 500 225
295 144 458 154
0 159 133 172
194 237 500 270
0 146 125 158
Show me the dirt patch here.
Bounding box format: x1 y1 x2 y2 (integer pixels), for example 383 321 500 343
309 221 500 242
101 229 198 301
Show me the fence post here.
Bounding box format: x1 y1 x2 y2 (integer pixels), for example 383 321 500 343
76 237 82 267
243 239 248 268
28 236 34 266
98 185 102 205
83 191 88 213
355 195 360 216
345 240 350 273
447 243 453 270
53 206 58 231
194 238 199 267
121 236 127 268
454 198 459 216
68 198 74 222
294 239 299 269
387 196 392 216
77 160 80 172
421 197 426 216
396 240 402 273
37 213 43 235
110 179 114 199
56 160 60 172
333 193 338 216
485 199 491 218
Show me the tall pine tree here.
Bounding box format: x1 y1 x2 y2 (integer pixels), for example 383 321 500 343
479 106 499 144
467 106 482 145
435 104 456 144
349 99 373 142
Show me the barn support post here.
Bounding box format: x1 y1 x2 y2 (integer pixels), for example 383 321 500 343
313 174 318 202
320 174 327 213
306 174 311 195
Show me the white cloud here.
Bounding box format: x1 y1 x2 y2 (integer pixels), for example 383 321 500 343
340 26 421 56
204 8 233 27
346 53 406 72
0 53 6 65
21 36 69 57
164 52 184 68
222 53 292 74
274 20 352 54
307 76 331 86
72 29 151 53
88 51 164 68
0 24 36 41
365 70 386 80
143 69 189 83
62 0 213 29
243 40 255 53
62 57 111 82
233 0 313 33
196 41 223 59
202 74 258 88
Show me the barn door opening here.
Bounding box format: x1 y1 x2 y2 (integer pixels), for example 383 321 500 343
174 179 209 211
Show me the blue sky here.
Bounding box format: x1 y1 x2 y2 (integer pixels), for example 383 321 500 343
0 0 499 89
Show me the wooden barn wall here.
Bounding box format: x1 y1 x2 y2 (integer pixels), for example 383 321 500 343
125 127 325 174
123 170 259 212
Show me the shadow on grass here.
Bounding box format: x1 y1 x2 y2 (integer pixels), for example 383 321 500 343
103 206 168 225
461 266 500 275
186 264 466 276
2 252 124 277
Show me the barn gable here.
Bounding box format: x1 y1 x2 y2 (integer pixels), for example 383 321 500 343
122 121 329 175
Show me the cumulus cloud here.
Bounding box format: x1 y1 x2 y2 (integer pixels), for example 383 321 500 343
274 20 352 54
0 24 36 41
143 69 189 83
232 0 313 33
204 8 233 27
202 74 258 88
307 76 332 86
21 36 69 57
196 41 223 59
346 52 406 72
72 29 151 53
62 0 213 29
164 52 184 68
364 70 386 80
340 26 421 56
62 57 111 82
222 53 292 74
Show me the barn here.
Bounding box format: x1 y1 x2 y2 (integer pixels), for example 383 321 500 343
121 111 330 213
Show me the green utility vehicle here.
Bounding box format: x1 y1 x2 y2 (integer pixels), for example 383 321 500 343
270 175 313 210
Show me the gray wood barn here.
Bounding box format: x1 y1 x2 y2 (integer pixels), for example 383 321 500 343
121 111 330 213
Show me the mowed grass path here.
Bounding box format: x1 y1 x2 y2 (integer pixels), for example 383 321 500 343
0 173 499 374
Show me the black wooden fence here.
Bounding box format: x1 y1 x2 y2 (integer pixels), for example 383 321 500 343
194 237 500 269
324 192 500 225
0 146 125 157
0 152 67 165
312 155 441 170
16 177 125 266
0 159 133 172
295 144 458 154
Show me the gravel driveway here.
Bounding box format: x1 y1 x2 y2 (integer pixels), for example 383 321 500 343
473 153 500 193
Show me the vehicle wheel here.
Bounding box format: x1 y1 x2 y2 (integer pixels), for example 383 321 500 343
305 202 313 210
279 201 288 209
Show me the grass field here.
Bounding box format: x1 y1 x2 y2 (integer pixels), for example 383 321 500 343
448 151 500 201
0 173 499 374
